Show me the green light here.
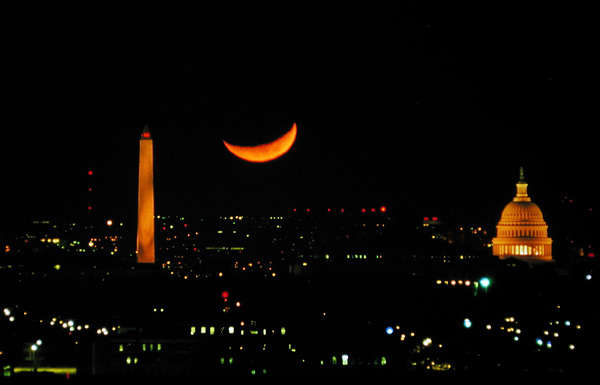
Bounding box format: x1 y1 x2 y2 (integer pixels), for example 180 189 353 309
479 277 491 288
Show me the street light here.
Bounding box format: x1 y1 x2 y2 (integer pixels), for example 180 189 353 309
479 277 491 289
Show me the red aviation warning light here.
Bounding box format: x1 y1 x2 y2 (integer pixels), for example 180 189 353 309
141 127 151 139
380 206 387 213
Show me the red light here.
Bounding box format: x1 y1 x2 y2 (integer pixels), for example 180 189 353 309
361 208 366 213
221 291 229 299
293 208 297 212
88 170 93 176
142 132 151 139
306 208 311 213
87 206 92 211
380 206 387 213
88 187 92 192
340 208 345 213
424 217 429 221
327 208 331 212
162 226 166 231
371 208 376 213
588 252 596 258
432 217 438 221
184 223 188 228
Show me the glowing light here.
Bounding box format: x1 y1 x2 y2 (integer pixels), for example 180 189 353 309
585 274 592 281
385 326 394 335
30 344 38 352
463 318 472 328
380 205 387 213
341 354 349 366
479 277 491 288
106 219 113 226
221 291 229 299
88 170 93 176
536 338 543 346
422 337 432 347
223 122 297 163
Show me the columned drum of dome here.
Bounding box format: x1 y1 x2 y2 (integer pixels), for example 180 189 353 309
492 168 552 263
136 127 155 264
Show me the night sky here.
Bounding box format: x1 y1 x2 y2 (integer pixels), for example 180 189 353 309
3 4 597 226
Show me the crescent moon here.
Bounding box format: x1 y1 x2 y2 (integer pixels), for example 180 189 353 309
223 123 297 163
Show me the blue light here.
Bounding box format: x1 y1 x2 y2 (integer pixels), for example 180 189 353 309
463 318 472 328
385 326 394 335
479 277 491 288
536 338 543 346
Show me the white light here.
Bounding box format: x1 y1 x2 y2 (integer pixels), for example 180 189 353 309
3 308 10 317
585 274 592 281
341 354 349 366
569 344 575 351
9 316 15 322
422 337 433 347
463 318 472 328
385 326 394 335
67 320 74 327
35 339 42 346
31 344 38 352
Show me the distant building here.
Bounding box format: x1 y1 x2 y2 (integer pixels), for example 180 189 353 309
492 167 552 263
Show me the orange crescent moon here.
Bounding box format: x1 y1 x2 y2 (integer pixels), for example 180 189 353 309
223 123 297 163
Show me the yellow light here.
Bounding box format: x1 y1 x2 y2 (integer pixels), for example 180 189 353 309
106 219 113 226
13 367 77 375
88 241 94 247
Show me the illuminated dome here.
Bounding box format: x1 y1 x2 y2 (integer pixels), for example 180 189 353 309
492 168 553 263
